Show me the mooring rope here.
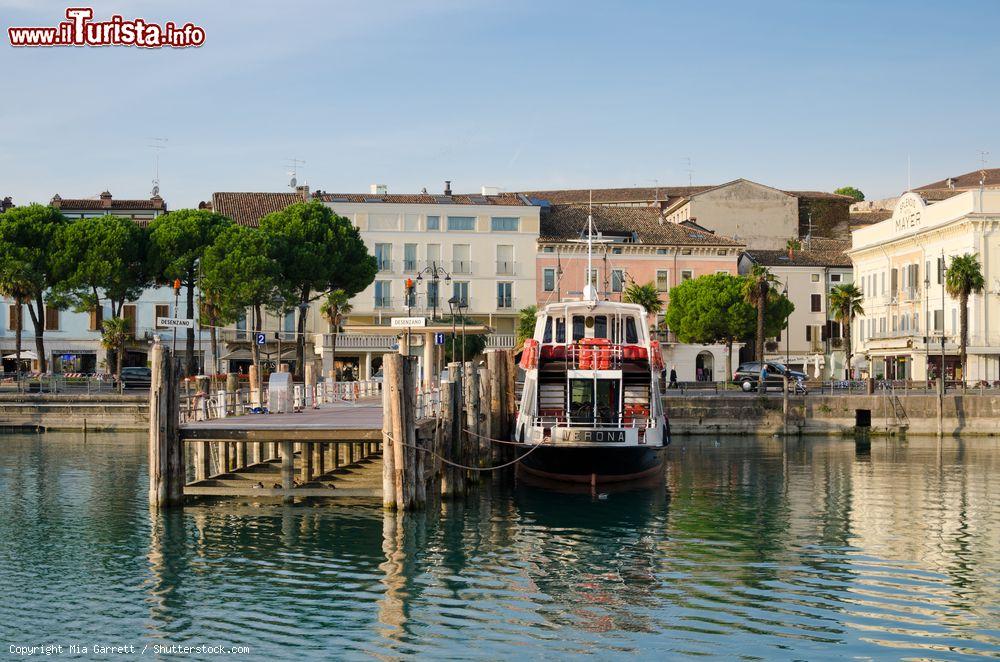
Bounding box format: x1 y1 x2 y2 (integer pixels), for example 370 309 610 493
382 430 548 472
459 427 525 446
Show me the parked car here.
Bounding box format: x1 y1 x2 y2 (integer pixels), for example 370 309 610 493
734 361 808 394
119 366 152 389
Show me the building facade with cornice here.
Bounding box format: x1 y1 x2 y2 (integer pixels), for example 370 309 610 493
849 189 1000 383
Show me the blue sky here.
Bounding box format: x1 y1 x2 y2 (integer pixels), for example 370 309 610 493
1 0 997 208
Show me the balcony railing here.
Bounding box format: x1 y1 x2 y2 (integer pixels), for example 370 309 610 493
486 334 515 349
377 260 394 273
496 295 515 310
496 261 516 276
452 260 473 275
374 296 394 309
402 259 418 273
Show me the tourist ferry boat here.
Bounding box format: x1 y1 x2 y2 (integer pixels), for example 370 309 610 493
513 212 670 484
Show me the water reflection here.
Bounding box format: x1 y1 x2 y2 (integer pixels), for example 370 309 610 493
0 431 997 658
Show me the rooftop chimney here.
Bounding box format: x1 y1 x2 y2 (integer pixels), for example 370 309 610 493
100 190 112 208
947 177 955 189
444 180 452 196
296 185 310 201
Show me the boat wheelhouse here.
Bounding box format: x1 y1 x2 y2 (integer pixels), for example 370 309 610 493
514 299 669 483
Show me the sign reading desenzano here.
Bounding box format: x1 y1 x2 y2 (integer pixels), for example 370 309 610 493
157 317 194 329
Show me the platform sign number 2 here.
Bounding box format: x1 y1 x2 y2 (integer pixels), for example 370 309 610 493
255 333 266 345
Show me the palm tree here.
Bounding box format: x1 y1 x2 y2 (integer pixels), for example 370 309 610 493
829 283 864 379
945 253 985 384
516 305 537 350
100 316 132 382
623 282 663 330
742 266 779 394
320 289 352 380
0 261 31 374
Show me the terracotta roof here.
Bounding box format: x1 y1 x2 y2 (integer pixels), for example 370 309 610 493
211 192 301 227
539 204 741 246
786 190 854 202
51 193 165 211
849 210 892 226
522 186 713 205
314 191 531 206
745 238 852 268
916 168 1000 192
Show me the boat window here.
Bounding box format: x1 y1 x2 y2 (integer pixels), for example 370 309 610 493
569 379 619 424
555 318 566 343
625 317 638 344
594 315 608 339
543 317 552 343
572 315 585 341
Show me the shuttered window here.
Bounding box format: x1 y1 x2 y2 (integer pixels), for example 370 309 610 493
44 306 59 331
89 306 103 331
123 305 137 335
154 305 169 328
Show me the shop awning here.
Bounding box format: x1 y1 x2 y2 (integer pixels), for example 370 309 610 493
3 351 37 360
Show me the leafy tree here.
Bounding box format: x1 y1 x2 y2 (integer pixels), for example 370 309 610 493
201 225 282 376
516 305 538 348
100 317 131 382
829 283 864 379
834 186 865 202
786 238 801 251
147 209 233 375
623 281 663 329
259 201 376 378
666 273 753 383
945 254 985 383
320 289 352 379
0 204 68 372
666 273 792 384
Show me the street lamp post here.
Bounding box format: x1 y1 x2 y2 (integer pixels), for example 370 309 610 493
417 262 452 382
195 258 203 376
171 278 181 357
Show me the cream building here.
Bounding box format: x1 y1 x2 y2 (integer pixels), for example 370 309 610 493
210 185 539 380
739 239 853 378
849 189 1000 383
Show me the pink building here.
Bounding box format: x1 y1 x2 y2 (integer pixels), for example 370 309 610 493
535 205 744 381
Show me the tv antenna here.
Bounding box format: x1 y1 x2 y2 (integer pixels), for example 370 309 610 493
285 158 306 189
147 137 168 197
682 156 693 186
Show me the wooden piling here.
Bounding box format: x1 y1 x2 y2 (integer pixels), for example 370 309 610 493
381 353 421 510
148 342 183 508
280 441 294 504
479 365 492 468
464 362 480 478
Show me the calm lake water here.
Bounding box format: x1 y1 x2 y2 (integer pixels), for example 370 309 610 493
1 432 998 660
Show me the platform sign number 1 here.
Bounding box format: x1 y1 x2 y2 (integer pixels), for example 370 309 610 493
435 332 445 346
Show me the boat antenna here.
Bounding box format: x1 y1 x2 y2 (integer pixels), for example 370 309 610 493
584 191 598 303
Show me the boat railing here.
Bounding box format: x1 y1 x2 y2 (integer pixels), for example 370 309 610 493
526 411 655 429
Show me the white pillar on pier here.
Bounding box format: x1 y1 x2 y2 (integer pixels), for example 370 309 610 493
423 331 436 389
364 352 373 379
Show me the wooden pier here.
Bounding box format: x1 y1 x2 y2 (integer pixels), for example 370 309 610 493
148 341 516 511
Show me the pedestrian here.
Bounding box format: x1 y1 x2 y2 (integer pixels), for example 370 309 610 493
669 366 678 389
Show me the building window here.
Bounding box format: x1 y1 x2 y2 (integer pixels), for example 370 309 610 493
811 294 821 312
656 248 667 255
426 215 440 231
89 305 103 332
447 216 476 231
154 304 169 328
681 248 692 255
830 273 842 282
374 281 391 308
811 273 820 283
123 304 137 335
586 268 598 286
452 244 471 274
717 249 727 256
496 245 514 275
497 282 513 309
681 270 693 281
374 243 392 272
490 217 519 232
937 257 945 284
656 270 669 292
543 268 556 292
612 247 623 255
933 309 943 331
7 304 21 331
452 281 469 307
612 269 624 293
543 246 554 253
44 306 59 331
403 244 418 272
426 280 439 309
